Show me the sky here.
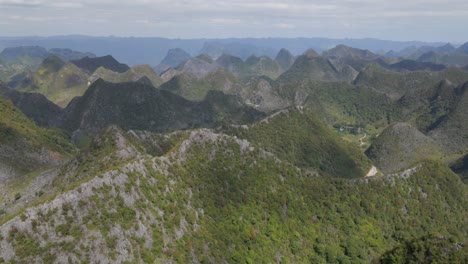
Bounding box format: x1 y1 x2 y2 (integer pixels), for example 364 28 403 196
1 0 468 42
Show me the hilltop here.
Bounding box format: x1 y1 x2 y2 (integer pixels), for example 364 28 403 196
71 55 130 74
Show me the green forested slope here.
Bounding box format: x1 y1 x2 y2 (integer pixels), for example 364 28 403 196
0 125 465 263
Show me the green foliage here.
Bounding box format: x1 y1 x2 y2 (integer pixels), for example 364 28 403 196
380 235 467 264
171 138 467 263
1 124 466 263
160 70 238 101
223 108 371 178
0 94 76 155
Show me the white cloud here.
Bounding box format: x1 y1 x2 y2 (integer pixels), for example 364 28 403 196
276 23 295 29
0 0 467 41
0 0 43 6
209 18 242 25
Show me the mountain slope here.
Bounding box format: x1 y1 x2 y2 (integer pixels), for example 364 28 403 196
62 79 264 135
0 94 74 183
0 126 465 263
275 48 295 72
450 154 468 182
386 60 446 72
0 84 63 127
354 63 468 100
222 107 371 178
427 81 468 153
71 55 130 74
417 50 468 67
322 44 380 72
0 46 49 62
245 55 282 79
48 48 96 61
365 123 443 174
278 52 357 83
8 56 90 107
380 235 467 264
176 57 221 79
89 64 162 87
160 69 237 101
155 48 191 73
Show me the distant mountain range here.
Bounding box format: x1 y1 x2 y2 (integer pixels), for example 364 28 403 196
0 36 449 65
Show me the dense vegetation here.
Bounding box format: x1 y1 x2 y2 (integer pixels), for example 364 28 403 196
0 43 467 263
222 108 371 178
0 94 74 154
0 128 465 263
380 235 467 263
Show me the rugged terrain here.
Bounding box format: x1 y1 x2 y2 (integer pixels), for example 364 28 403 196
0 42 467 263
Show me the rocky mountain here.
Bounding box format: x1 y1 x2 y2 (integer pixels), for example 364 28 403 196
0 83 63 127
274 48 295 72
395 43 455 60
5 56 161 107
199 41 276 60
0 46 94 63
417 50 468 67
427 81 468 153
0 93 74 184
160 69 237 101
154 48 191 74
176 57 221 79
322 44 381 72
0 42 467 264
214 54 245 77
0 46 95 88
353 63 468 100
89 64 162 87
61 79 264 136
385 60 446 72
245 55 282 79
277 50 358 83
0 46 49 61
437 43 456 53
222 107 371 178
365 122 443 174
456 42 468 54
0 124 465 262
48 48 96 61
71 55 130 74
7 56 90 107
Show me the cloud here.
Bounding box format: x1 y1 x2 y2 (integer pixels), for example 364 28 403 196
50 2 83 8
0 0 467 41
276 23 295 29
209 18 242 25
0 0 43 7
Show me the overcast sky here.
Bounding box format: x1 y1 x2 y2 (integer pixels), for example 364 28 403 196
1 0 467 42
